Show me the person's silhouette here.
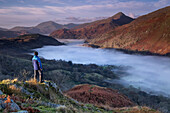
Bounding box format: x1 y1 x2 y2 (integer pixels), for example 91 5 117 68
32 51 43 83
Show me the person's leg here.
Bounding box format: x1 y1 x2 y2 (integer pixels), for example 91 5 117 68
38 70 43 83
34 70 38 81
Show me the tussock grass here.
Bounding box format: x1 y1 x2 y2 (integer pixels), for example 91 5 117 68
25 78 38 85
0 78 18 84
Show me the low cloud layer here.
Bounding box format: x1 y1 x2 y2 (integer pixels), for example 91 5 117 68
34 40 170 97
0 0 169 28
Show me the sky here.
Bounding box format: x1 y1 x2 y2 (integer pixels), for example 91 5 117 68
0 0 170 28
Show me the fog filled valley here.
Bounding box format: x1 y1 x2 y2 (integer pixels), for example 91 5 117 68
34 40 170 97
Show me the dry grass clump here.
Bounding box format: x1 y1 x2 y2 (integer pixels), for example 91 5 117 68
25 78 38 85
8 85 21 94
0 78 18 84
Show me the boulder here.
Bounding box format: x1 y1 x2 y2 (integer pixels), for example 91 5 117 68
8 102 21 111
0 100 6 109
12 84 33 96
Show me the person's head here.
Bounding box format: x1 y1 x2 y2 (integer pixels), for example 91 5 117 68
34 51 38 56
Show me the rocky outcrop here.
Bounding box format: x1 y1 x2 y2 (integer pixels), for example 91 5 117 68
0 79 67 112
0 94 21 112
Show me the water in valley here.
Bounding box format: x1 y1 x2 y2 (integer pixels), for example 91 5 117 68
33 39 170 97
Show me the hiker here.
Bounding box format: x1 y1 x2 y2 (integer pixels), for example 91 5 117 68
32 51 43 83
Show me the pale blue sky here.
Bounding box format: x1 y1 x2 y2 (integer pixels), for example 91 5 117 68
0 0 169 28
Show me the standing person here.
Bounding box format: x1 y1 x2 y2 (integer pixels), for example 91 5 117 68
32 51 43 83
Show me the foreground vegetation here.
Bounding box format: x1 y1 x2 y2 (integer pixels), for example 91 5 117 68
0 79 159 113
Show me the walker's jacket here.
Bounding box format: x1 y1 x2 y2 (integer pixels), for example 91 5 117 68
32 55 42 70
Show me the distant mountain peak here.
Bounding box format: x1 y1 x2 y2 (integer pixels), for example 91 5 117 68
116 12 125 16
36 21 60 27
40 21 55 24
112 12 126 20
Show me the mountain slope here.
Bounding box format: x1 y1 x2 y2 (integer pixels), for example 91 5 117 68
50 12 134 39
10 21 80 34
64 23 80 29
88 6 170 55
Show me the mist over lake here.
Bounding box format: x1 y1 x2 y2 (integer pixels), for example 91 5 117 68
33 39 170 97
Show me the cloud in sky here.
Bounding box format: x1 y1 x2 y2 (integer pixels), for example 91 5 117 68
0 0 169 28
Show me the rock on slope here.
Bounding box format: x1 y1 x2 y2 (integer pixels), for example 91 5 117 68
50 12 134 39
88 6 170 55
65 84 134 109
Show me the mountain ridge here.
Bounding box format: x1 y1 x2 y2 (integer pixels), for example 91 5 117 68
50 12 134 39
10 21 80 34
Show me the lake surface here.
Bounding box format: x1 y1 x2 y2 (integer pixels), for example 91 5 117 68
33 39 170 97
